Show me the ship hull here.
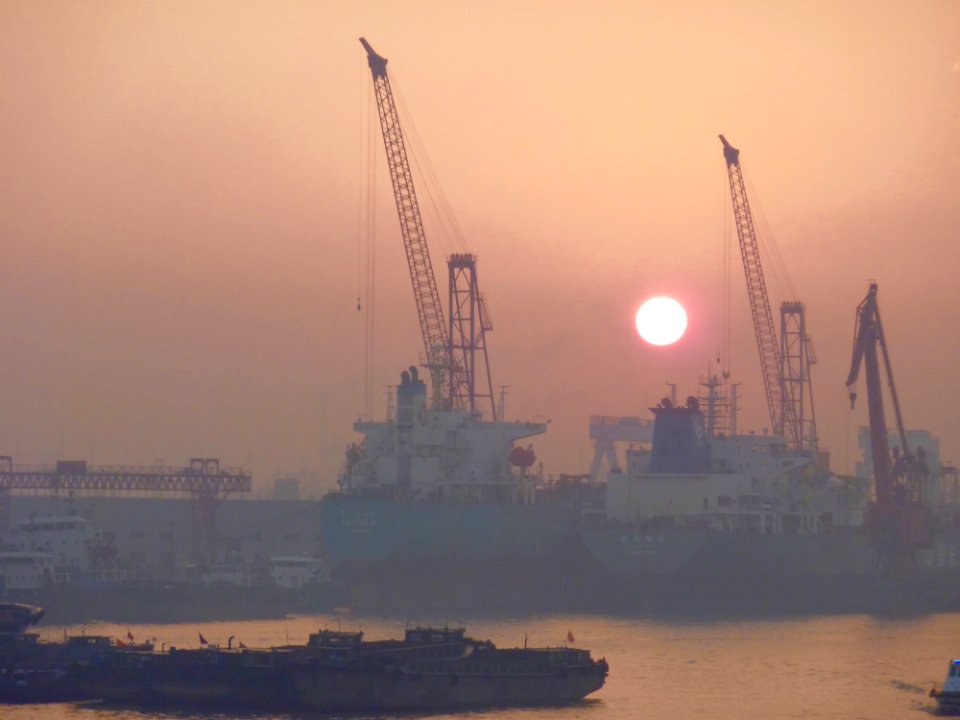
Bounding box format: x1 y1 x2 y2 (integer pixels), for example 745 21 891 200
71 667 603 713
931 690 960 715
319 494 581 563
292 666 605 712
581 525 960 616
318 494 624 612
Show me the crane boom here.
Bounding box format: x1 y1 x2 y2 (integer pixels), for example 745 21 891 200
846 283 895 507
719 135 799 445
360 37 450 398
846 282 931 570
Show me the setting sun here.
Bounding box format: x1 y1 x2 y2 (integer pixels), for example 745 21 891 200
635 296 687 346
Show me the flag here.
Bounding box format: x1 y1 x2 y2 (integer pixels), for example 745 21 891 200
127 630 134 641
567 630 575 643
239 641 247 649
199 632 208 645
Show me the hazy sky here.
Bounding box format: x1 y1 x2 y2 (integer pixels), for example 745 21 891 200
1 1 958 492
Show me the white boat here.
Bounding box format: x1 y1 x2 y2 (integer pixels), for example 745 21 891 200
931 660 960 714
2 514 124 591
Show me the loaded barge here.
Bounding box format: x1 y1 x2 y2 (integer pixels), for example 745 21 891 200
62 625 608 712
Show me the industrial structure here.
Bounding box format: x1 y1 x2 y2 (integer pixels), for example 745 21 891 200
360 37 495 418
448 253 496 418
719 135 817 450
846 282 932 571
0 457 251 563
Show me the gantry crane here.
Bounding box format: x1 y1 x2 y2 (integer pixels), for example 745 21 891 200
719 135 816 449
360 38 495 417
846 282 931 572
0 456 250 564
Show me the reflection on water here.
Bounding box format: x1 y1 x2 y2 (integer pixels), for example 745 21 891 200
2 611 954 720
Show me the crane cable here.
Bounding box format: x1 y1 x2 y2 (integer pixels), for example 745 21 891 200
391 70 468 258
741 167 799 303
358 71 377 420
719 156 732 382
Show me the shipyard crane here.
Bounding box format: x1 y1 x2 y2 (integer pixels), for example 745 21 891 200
0 456 251 564
360 38 495 417
846 282 931 571
719 135 816 449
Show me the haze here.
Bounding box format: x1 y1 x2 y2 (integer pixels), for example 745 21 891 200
1 1 958 492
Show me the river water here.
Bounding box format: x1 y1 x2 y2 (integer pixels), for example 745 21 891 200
2 610 953 719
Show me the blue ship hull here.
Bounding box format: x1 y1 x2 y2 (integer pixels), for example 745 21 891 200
580 524 960 616
319 494 581 563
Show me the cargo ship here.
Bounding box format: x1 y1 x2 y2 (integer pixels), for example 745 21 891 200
580 396 960 616
66 625 608 712
318 366 602 611
0 511 344 624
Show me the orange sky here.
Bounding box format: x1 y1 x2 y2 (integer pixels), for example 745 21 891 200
1 1 958 492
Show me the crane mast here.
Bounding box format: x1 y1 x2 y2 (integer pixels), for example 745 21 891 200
846 282 930 571
360 37 452 403
719 135 801 447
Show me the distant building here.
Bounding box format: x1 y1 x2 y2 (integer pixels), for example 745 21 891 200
272 478 301 501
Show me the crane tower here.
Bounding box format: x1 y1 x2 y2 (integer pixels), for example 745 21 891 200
720 135 816 449
360 38 495 416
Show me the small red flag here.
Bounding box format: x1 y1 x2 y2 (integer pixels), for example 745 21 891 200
239 641 247 649
127 630 134 641
567 630 575 643
199 632 208 645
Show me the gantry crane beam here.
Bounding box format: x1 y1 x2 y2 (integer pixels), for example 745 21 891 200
720 135 799 446
360 37 458 403
0 456 251 564
0 464 251 495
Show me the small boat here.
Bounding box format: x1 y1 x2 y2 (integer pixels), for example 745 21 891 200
930 659 960 714
0 603 45 634
0 604 82 704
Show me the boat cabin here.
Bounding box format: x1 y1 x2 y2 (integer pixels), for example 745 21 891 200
942 659 960 693
308 630 363 648
404 627 466 645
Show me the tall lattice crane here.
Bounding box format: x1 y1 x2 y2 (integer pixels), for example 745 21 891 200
360 37 453 404
360 38 495 416
720 135 812 448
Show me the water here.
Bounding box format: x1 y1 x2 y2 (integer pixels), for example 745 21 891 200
2 611 952 719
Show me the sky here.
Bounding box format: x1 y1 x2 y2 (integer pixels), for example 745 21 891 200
0 0 958 494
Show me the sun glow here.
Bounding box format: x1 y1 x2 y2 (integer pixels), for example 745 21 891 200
635 297 687 346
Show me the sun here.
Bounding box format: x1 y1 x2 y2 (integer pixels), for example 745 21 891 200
635 296 687 346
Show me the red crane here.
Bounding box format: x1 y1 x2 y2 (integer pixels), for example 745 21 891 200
360 38 498 417
720 135 812 448
846 282 931 571
360 37 453 403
